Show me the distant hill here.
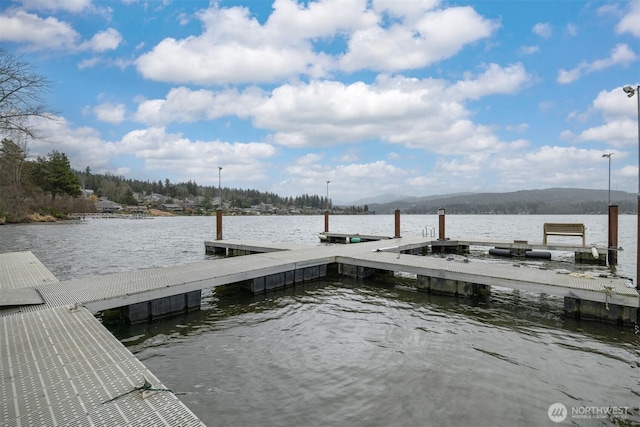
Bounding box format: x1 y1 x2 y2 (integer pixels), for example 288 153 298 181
364 188 636 215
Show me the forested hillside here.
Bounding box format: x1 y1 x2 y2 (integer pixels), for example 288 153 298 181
77 168 332 212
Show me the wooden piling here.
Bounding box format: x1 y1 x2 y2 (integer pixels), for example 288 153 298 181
324 210 329 233
438 208 446 240
608 205 618 265
394 209 401 238
216 208 223 240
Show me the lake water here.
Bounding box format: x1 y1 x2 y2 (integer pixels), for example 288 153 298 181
1 215 639 426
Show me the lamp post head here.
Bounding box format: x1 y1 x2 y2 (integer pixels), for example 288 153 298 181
602 153 613 158
623 85 636 97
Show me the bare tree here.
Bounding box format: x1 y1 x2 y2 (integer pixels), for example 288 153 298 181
0 48 56 141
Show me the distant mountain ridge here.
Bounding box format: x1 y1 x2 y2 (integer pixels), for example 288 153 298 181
362 188 636 215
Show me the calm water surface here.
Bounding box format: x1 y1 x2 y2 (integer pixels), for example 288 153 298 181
1 215 639 426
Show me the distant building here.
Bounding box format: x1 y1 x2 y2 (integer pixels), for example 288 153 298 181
159 203 183 213
251 203 277 214
95 198 122 213
126 206 148 214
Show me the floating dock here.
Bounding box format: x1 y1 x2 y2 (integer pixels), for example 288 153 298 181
318 232 610 265
1 235 638 426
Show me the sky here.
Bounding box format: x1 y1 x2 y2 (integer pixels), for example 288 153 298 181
0 0 639 204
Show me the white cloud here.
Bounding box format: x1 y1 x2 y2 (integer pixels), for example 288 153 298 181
532 22 551 38
134 63 530 158
18 0 93 13
25 115 278 186
136 1 497 84
449 62 530 100
486 146 619 191
134 86 266 126
27 115 119 171
617 0 640 37
78 57 101 69
562 87 638 148
266 0 377 41
0 9 121 52
339 6 498 72
0 10 80 50
557 44 637 84
94 103 126 124
295 153 323 165
135 4 331 85
79 28 123 52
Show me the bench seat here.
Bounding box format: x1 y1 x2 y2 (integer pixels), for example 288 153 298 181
543 223 585 246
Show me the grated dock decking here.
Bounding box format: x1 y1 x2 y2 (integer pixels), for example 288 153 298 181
0 304 204 426
1 236 638 426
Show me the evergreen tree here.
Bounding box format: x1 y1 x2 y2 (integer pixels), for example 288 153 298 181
31 150 81 202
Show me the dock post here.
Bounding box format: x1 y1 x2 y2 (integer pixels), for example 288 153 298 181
324 210 329 233
394 209 401 238
608 205 618 265
438 208 445 240
216 207 223 240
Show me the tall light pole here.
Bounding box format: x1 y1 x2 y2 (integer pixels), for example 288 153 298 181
326 180 330 211
602 153 613 206
623 85 640 290
218 166 223 209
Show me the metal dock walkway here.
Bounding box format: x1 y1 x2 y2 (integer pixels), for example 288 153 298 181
0 252 205 426
1 236 638 426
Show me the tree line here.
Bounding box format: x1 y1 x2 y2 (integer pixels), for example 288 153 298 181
78 168 333 212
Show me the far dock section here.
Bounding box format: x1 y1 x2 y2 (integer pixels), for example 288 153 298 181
319 232 608 265
205 240 312 256
318 232 393 244
213 238 637 325
430 239 608 265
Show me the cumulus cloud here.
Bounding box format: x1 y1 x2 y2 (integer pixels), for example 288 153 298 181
136 1 497 84
339 6 498 72
557 44 637 84
449 63 530 100
133 62 531 158
135 4 331 85
134 86 266 126
562 87 638 148
79 28 123 52
0 10 80 50
0 9 121 52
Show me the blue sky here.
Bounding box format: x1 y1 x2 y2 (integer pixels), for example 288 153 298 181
0 0 638 204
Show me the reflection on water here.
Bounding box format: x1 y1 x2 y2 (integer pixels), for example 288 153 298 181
1 215 639 426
